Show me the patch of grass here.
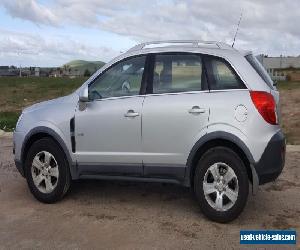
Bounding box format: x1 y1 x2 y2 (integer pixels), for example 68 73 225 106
0 76 87 113
276 81 300 90
0 76 87 131
0 112 20 132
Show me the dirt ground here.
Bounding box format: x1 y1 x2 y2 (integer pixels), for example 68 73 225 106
279 83 300 145
0 136 299 250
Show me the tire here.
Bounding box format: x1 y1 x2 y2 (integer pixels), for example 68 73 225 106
24 138 71 203
194 146 249 223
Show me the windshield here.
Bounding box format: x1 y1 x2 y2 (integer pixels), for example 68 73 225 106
245 54 275 89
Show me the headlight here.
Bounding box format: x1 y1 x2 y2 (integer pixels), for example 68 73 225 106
15 113 24 132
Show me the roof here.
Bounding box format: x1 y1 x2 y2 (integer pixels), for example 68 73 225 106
259 56 300 69
127 40 235 53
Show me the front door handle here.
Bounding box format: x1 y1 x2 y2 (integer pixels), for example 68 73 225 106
188 106 206 114
124 109 139 118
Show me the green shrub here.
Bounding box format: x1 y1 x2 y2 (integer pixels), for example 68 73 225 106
0 112 20 132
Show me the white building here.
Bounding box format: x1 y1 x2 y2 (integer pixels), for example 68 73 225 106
257 55 300 81
34 67 40 77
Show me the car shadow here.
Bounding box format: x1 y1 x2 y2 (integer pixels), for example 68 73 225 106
65 179 199 212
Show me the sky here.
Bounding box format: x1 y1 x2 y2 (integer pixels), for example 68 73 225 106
0 0 299 67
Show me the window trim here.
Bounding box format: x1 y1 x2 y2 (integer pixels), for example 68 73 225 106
87 52 248 101
88 54 149 101
204 55 247 90
146 52 209 95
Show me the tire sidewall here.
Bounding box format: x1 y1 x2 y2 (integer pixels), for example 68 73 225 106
24 138 70 203
194 146 249 223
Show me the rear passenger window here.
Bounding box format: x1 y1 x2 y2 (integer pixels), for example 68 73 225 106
152 54 204 94
209 58 246 90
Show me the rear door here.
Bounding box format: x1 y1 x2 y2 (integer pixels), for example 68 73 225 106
141 53 210 180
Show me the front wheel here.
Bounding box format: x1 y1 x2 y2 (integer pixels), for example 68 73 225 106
24 138 71 203
194 147 249 223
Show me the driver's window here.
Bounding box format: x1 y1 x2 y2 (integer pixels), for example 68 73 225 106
89 56 146 100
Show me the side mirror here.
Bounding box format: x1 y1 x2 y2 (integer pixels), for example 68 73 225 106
79 85 89 102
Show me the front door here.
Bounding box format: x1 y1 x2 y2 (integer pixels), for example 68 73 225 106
75 55 147 176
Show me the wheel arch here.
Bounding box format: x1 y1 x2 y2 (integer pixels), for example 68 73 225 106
21 126 76 179
185 131 256 188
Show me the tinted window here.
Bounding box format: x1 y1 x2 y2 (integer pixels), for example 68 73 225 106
89 56 146 100
209 57 245 90
152 54 204 94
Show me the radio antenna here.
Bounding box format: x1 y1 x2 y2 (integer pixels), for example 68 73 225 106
232 11 243 47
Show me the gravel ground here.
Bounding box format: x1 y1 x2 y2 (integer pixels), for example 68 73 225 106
0 136 299 250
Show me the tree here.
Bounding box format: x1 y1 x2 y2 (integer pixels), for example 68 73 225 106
84 69 91 77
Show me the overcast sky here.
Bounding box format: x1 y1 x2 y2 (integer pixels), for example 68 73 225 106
0 0 299 67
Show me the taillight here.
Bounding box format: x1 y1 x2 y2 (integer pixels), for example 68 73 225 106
250 91 277 125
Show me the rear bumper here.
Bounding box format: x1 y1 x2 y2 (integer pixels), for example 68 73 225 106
253 130 286 185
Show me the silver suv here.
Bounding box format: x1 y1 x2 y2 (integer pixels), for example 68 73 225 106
13 40 285 222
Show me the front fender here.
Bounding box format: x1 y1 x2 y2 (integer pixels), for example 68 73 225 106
21 124 77 179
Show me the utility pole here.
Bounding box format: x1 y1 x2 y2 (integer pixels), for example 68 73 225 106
18 51 22 77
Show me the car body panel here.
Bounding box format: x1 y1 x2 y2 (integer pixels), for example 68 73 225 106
142 91 210 166
74 96 145 166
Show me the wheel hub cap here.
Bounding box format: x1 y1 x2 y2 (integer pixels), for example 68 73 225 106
215 181 224 192
203 162 239 212
31 151 59 194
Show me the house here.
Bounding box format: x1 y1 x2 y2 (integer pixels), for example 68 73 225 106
0 66 18 76
34 67 40 77
257 55 300 81
49 68 63 77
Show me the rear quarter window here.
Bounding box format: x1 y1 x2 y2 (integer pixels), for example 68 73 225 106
206 56 246 90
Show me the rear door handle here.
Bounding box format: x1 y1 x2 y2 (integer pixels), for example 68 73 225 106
188 106 206 114
124 109 139 118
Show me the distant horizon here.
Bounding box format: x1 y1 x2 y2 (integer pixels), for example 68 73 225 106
0 59 107 68
2 53 300 68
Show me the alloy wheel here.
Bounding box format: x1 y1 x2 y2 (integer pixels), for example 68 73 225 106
31 151 59 194
203 162 239 211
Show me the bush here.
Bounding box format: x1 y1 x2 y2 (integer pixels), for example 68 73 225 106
0 112 20 132
84 69 91 77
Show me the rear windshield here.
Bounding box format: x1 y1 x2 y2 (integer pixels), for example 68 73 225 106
245 54 274 89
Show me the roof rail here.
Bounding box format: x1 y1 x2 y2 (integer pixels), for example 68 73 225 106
127 40 232 52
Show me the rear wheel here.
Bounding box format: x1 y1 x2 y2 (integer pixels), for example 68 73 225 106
194 146 249 223
24 138 71 203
